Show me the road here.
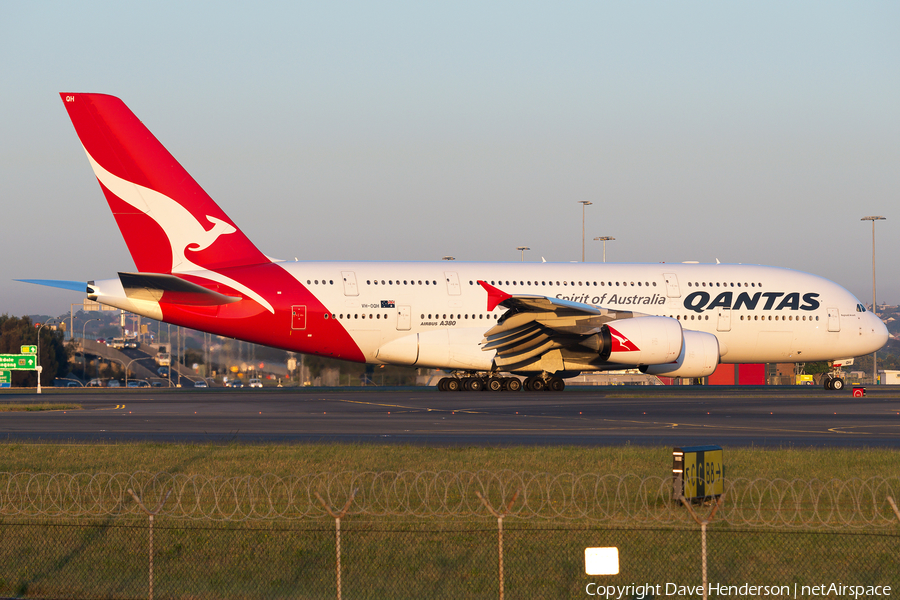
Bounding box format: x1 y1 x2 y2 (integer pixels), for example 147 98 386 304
2 386 900 446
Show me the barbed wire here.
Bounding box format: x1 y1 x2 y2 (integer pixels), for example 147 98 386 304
1 472 899 528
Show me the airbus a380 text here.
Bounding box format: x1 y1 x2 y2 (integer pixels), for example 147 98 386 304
21 93 887 392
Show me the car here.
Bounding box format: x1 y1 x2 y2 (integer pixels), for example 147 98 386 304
66 381 82 387
226 380 243 388
248 378 263 388
87 379 104 387
151 381 164 387
107 380 121 388
193 380 208 388
126 380 150 388
157 367 169 377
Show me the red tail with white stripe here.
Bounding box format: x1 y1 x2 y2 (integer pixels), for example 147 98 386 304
60 93 269 274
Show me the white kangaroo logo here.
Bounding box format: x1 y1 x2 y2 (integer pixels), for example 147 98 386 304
84 148 273 312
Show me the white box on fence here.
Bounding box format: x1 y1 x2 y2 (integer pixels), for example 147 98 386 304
585 547 619 575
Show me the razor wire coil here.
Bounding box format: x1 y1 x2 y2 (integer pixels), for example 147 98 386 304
1 471 899 528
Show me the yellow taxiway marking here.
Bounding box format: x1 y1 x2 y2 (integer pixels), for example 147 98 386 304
95 404 126 411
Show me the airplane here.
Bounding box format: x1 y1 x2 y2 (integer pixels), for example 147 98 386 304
20 93 888 392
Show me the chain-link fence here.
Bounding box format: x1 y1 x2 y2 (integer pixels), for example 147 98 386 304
2 473 899 599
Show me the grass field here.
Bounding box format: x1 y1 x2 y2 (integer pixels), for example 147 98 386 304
0 403 81 412
1 442 898 480
2 443 899 598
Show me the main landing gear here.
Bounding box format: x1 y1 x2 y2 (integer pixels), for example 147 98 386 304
436 373 564 392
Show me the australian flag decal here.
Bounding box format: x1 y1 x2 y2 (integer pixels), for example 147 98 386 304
381 300 396 308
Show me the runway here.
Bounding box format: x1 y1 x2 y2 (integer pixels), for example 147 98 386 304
2 387 900 447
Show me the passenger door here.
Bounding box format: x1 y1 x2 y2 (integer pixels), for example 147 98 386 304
341 271 359 296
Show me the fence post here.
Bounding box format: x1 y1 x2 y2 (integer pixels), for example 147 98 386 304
680 495 725 600
128 488 172 600
476 489 520 600
315 489 358 600
888 497 900 523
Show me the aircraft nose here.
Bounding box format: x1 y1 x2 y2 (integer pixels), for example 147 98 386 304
869 312 889 352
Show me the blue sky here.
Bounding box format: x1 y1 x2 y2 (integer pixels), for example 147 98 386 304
2 2 898 316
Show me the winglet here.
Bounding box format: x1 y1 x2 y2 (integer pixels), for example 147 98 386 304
477 280 512 312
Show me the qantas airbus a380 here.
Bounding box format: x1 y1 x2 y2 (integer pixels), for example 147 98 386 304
22 93 887 391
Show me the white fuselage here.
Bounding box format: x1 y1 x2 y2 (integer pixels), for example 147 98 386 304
270 261 886 368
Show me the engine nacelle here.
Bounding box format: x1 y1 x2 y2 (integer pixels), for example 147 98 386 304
641 330 720 378
603 316 683 366
376 328 494 370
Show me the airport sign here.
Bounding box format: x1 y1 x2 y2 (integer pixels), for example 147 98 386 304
21 345 37 354
0 370 9 383
0 354 37 370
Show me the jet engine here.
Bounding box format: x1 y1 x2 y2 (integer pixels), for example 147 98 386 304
641 330 720 378
593 316 684 366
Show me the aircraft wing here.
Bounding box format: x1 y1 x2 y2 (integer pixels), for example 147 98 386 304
477 280 662 371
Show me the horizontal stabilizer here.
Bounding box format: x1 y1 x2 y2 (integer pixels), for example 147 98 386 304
118 272 241 306
16 279 88 293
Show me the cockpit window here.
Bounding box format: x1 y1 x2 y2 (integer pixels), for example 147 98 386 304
857 303 867 313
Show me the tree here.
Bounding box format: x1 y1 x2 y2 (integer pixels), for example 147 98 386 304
0 315 70 387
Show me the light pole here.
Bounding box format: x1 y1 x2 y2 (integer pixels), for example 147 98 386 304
593 236 615 263
579 201 592 262
107 356 142 387
35 319 60 394
516 246 530 262
861 216 886 383
81 318 99 381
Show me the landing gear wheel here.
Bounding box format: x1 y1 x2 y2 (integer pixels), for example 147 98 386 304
824 378 834 390
488 377 504 392
530 377 546 392
466 377 484 392
506 378 522 392
831 378 844 391
438 377 448 391
446 378 461 392
548 377 565 392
